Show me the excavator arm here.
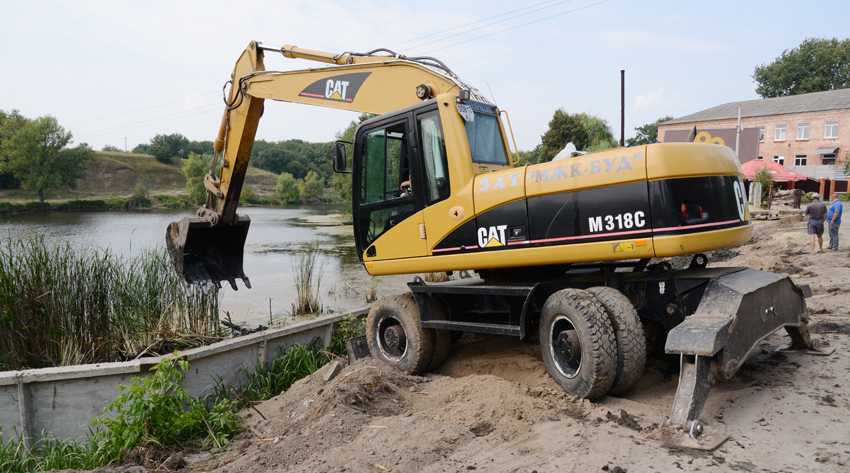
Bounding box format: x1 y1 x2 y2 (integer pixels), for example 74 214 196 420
166 40 486 289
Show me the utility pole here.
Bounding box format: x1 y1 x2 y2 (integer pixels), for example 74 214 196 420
620 70 625 147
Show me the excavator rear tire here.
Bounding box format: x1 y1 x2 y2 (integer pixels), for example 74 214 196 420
587 286 646 395
540 288 617 400
366 293 434 375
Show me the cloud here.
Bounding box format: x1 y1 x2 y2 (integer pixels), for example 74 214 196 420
633 89 685 112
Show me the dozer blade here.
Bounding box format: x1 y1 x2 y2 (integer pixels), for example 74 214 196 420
165 215 252 290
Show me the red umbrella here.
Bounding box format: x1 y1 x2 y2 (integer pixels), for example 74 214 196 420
740 160 808 182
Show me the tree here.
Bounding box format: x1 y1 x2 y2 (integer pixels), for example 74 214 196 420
102 144 124 152
299 170 324 202
182 152 211 205
276 172 301 203
149 133 189 163
0 109 27 189
0 114 95 202
576 113 617 152
539 109 590 162
626 116 674 146
753 38 850 98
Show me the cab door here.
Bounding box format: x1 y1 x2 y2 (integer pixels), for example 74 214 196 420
353 116 427 261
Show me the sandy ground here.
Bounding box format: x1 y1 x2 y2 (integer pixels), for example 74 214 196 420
58 216 850 473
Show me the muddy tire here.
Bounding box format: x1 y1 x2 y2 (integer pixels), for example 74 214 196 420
425 303 451 372
366 294 434 375
587 286 646 395
540 288 617 400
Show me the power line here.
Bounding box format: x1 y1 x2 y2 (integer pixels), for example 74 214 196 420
76 103 222 139
67 91 220 126
388 0 561 48
401 0 577 53
419 0 611 55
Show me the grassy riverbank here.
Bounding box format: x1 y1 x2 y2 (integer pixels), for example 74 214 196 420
0 151 279 204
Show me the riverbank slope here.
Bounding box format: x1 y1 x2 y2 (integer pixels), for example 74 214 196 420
0 151 278 203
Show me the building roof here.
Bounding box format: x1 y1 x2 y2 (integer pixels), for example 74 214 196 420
663 88 850 125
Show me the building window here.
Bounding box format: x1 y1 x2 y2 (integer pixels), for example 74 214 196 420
822 154 836 165
825 121 838 138
796 123 809 140
773 155 785 165
774 125 786 141
794 155 807 166
758 156 763 160
758 126 765 142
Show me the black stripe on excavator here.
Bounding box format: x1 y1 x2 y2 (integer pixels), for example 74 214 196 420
430 176 748 255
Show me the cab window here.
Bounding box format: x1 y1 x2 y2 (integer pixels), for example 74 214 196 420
358 121 415 247
464 109 509 165
417 110 450 205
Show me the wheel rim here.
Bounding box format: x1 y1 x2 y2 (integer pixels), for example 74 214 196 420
377 315 407 359
550 315 582 378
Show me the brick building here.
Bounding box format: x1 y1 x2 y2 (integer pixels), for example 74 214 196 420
657 89 849 194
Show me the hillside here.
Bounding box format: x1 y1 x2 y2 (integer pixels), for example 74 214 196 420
0 151 280 202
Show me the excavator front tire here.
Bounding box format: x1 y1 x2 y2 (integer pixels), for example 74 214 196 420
366 294 434 375
540 288 617 400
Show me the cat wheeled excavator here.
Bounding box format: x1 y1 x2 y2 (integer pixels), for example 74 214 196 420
166 41 824 445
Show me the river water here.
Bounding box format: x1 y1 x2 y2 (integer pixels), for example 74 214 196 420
0 205 409 323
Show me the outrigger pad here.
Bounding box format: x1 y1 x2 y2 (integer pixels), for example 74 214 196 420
166 216 251 290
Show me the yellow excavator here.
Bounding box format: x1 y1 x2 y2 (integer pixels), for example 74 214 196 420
166 41 823 444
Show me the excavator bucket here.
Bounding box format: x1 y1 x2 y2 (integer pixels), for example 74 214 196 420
165 216 252 290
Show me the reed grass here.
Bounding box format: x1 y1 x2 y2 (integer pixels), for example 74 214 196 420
291 239 324 315
0 429 110 473
0 230 220 371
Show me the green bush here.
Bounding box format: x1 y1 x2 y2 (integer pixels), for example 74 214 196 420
151 194 190 208
0 202 25 213
94 357 240 458
24 201 49 211
839 193 849 202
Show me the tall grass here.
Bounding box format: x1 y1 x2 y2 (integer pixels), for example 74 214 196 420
0 231 219 371
291 239 324 315
0 429 110 473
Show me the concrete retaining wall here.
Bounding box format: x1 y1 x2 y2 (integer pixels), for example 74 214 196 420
0 308 368 444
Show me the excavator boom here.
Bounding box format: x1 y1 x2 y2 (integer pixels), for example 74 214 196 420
166 41 489 289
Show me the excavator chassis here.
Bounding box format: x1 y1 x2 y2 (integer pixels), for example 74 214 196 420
407 257 820 441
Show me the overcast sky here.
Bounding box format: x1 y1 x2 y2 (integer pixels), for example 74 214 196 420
2 1 849 153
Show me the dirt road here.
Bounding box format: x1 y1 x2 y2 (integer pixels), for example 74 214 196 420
77 218 850 472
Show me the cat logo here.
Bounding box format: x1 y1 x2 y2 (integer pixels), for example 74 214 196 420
613 241 636 253
299 72 372 103
477 225 507 248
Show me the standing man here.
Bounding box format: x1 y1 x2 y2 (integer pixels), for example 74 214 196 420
805 193 827 254
827 194 843 251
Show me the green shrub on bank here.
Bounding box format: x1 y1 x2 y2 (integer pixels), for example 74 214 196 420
0 202 25 213
151 194 190 208
94 357 240 458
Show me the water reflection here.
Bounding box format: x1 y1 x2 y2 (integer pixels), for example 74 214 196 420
0 205 410 323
